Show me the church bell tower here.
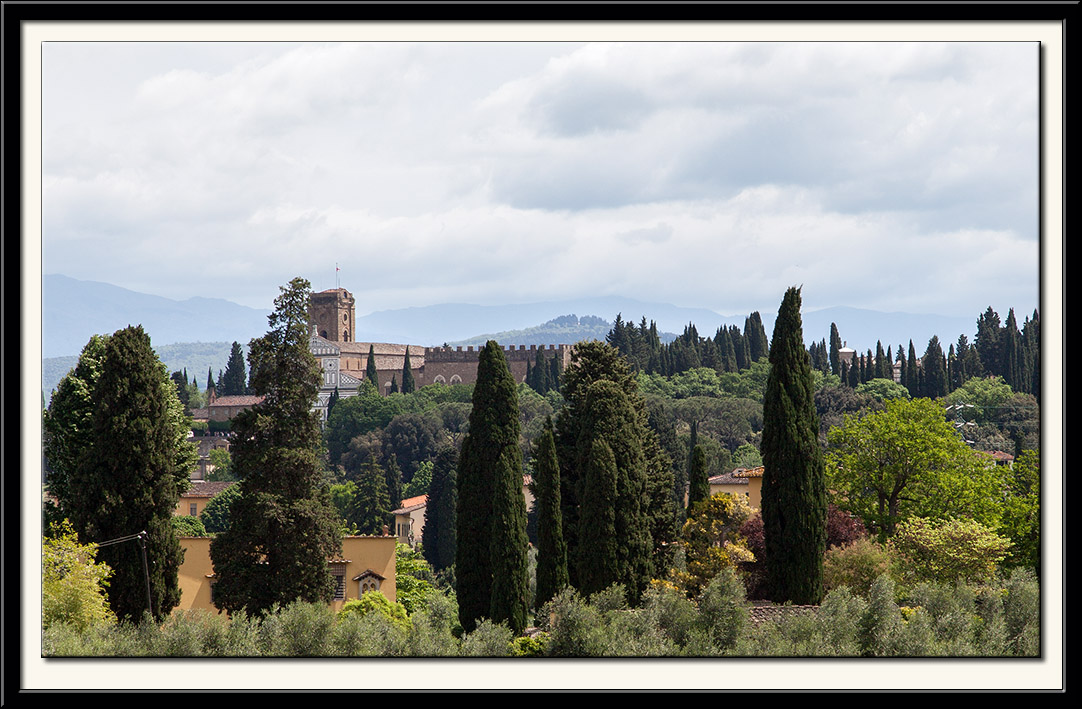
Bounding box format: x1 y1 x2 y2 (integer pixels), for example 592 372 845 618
308 288 356 343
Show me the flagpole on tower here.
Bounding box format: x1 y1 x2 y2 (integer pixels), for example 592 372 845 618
336 263 340 290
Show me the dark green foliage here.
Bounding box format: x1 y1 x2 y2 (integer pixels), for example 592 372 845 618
687 445 709 509
389 374 399 394
906 340 919 396
173 515 208 537
744 312 769 363
456 341 529 634
555 341 662 605
220 341 248 396
366 344 378 389
422 446 458 572
45 327 197 622
200 483 241 534
210 278 342 617
352 461 394 536
533 418 569 610
921 336 948 398
401 347 415 394
575 439 620 597
829 323 842 376
207 367 214 393
760 287 827 605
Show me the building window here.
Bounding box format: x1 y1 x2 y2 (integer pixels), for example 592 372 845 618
189 503 198 516
333 575 345 600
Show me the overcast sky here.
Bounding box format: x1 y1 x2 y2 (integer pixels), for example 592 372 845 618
41 41 1040 319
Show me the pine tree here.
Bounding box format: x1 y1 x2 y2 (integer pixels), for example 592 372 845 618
44 327 197 622
422 446 458 572
687 444 710 509
456 341 529 634
401 346 415 394
760 287 827 605
534 418 568 609
210 278 342 617
366 344 379 390
220 341 248 396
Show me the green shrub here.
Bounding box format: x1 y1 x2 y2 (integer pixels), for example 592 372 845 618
460 619 514 656
815 586 867 655
41 520 116 633
260 601 335 656
331 610 411 656
890 517 1011 586
1003 567 1040 656
511 633 548 656
540 587 607 657
338 590 411 634
859 574 902 656
823 536 891 598
171 514 208 537
695 567 748 653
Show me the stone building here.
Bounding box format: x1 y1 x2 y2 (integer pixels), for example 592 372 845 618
308 287 574 421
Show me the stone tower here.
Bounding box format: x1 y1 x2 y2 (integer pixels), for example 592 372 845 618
309 288 356 343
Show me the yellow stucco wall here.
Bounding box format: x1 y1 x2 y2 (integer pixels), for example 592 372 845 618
175 535 397 614
708 482 751 504
175 497 212 518
747 477 762 509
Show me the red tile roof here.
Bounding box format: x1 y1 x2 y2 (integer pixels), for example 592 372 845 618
209 395 265 407
181 481 236 499
732 466 765 479
394 494 428 514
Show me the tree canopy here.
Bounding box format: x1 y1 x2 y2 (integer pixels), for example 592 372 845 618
210 278 342 616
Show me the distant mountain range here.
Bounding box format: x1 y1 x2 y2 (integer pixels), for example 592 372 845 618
40 274 980 399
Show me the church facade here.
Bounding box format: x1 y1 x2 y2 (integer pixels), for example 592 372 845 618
308 287 573 421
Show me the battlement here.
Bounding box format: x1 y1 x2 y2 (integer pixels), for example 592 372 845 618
424 343 572 363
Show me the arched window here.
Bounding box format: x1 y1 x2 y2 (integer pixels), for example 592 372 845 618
433 374 447 384
450 374 462 385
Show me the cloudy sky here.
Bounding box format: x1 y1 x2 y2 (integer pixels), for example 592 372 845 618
41 39 1040 319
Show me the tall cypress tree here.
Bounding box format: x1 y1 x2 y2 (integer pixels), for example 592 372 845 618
210 278 342 616
921 336 948 399
352 460 393 535
906 340 919 396
366 344 379 390
829 322 842 376
575 438 619 597
456 341 529 634
687 444 710 509
220 341 248 396
389 374 398 394
745 312 769 363
401 346 416 394
44 327 197 622
760 287 827 605
422 445 458 572
534 418 568 610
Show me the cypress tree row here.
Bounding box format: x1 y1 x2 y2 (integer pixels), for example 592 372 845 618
760 287 827 606
533 418 568 610
455 341 529 634
210 278 342 617
422 445 458 573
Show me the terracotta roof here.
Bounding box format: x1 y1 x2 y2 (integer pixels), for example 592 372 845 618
352 569 386 582
210 395 265 407
983 450 1015 462
181 481 236 499
394 495 428 514
732 466 765 479
708 471 749 486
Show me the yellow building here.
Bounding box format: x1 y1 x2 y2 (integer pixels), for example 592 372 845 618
708 471 751 503
731 466 765 509
175 535 398 614
175 481 235 518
